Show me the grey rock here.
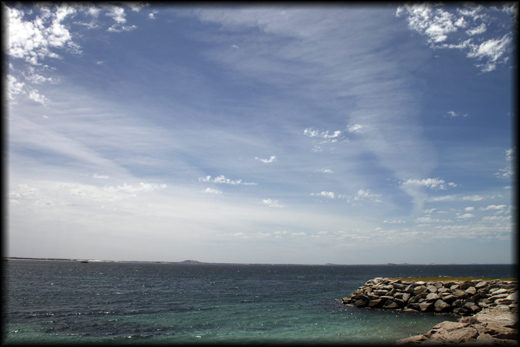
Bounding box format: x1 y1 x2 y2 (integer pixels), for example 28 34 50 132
465 286 477 295
396 334 426 345
426 285 438 293
452 289 469 299
434 299 451 313
475 281 488 289
426 293 440 301
383 300 400 309
437 287 449 294
402 293 411 302
496 299 514 305
419 302 433 312
368 298 382 307
373 289 388 296
414 286 428 295
404 284 415 293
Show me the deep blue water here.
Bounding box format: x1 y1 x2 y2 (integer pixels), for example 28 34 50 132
2 260 515 345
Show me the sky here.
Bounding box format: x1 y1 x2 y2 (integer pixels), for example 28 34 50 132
5 3 517 264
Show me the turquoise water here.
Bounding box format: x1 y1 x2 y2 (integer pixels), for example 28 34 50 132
3 260 514 344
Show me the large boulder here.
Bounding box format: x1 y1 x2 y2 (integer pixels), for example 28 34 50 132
426 293 440 301
419 302 433 312
413 286 428 295
452 289 469 299
426 285 438 293
465 286 477 295
434 299 451 312
383 300 400 309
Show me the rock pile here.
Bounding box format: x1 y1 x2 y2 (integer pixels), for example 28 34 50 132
342 277 517 316
396 306 518 345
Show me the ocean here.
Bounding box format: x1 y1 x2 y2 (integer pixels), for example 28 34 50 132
2 260 515 345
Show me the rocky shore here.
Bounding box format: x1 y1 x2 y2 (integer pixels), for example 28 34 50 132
342 277 517 345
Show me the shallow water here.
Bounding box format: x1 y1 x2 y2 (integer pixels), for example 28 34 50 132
3 260 514 344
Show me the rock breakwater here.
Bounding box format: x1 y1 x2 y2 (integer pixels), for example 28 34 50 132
342 277 517 315
342 277 518 345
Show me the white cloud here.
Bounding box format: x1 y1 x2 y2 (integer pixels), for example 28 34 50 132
347 124 363 133
383 219 407 224
291 232 306 237
104 182 167 194
464 206 475 212
430 194 485 202
462 195 485 201
317 169 333 173
467 34 512 72
414 216 452 223
354 189 382 202
7 75 25 100
402 177 457 190
457 213 475 219
446 110 468 118
199 175 257 186
495 147 515 178
466 23 487 36
105 6 127 24
255 155 277 163
5 3 77 65
28 89 48 105
310 191 335 199
92 173 109 179
481 204 506 211
303 128 343 142
204 188 222 195
262 199 285 208
397 4 514 72
397 5 458 43
482 215 511 222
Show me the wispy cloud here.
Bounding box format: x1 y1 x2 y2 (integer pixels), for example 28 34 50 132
303 128 342 140
93 173 109 179
310 191 335 199
199 175 258 186
104 182 167 194
262 199 285 208
481 204 506 211
191 8 442 206
457 213 475 219
255 156 277 163
402 178 457 190
204 188 222 195
5 5 513 263
445 110 468 118
353 189 382 202
495 147 515 179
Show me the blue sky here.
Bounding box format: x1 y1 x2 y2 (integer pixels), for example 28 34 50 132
6 4 516 264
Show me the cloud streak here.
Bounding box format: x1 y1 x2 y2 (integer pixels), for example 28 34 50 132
199 175 258 186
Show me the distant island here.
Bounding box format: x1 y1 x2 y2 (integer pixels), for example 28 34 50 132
3 257 512 266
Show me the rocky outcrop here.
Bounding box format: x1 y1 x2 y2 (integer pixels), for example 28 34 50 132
342 277 517 345
396 306 518 345
342 277 517 316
